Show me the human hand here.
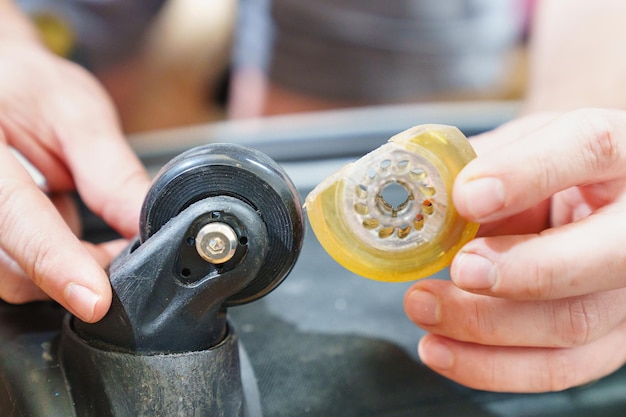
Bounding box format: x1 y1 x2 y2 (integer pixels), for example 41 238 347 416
404 108 626 392
0 35 149 322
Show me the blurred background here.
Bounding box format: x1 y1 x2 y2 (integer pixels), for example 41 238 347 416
17 0 532 133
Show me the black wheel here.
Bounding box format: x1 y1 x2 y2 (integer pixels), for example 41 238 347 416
140 143 304 305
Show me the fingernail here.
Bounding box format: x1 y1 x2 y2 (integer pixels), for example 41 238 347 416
461 177 505 220
452 252 496 290
419 338 454 370
406 290 440 326
64 283 101 322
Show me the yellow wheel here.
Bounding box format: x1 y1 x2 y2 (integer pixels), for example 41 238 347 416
304 124 479 282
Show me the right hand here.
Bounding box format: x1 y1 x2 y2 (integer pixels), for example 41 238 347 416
0 34 150 322
405 109 626 392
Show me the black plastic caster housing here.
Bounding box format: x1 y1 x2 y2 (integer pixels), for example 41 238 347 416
0 143 304 417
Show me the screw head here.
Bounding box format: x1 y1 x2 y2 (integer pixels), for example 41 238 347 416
195 222 238 264
207 236 226 253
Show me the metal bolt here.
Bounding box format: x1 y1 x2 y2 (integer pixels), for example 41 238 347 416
195 222 238 264
208 237 225 253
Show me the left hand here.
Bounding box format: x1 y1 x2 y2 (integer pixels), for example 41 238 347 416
0 31 149 322
404 108 626 392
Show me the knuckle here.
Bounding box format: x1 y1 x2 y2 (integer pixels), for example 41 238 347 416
574 110 622 173
466 302 496 339
529 349 584 392
520 260 555 299
25 243 56 288
482 357 499 390
539 351 578 392
0 177 22 231
528 151 559 197
554 296 603 347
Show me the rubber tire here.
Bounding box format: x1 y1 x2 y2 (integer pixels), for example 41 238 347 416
140 143 304 305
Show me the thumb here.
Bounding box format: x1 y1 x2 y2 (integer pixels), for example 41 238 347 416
454 109 626 223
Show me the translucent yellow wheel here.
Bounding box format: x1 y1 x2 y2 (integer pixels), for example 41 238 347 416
304 124 479 282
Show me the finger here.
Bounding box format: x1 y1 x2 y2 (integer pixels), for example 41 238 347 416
405 280 626 348
454 109 626 223
464 114 558 237
475 199 550 237
84 239 131 267
467 112 558 156
0 239 127 306
0 147 111 322
43 74 150 238
61 126 149 239
50 193 82 236
450 208 626 299
417 321 626 393
0 47 75 190
0 118 74 191
0 248 48 304
2 59 150 238
468 114 554 237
